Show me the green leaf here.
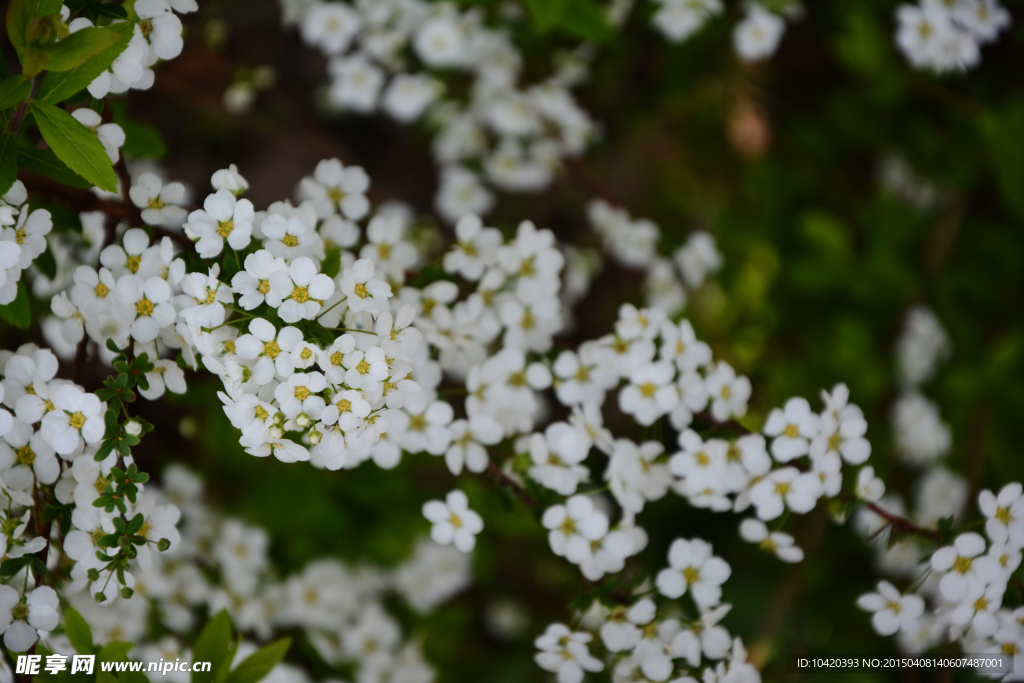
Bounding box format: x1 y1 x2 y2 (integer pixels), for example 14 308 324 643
224 638 291 683
192 609 233 683
63 606 95 655
0 75 31 111
321 246 342 279
36 243 58 279
558 0 613 42
0 556 29 576
30 99 118 191
41 26 122 72
0 281 31 330
0 133 17 197
118 118 167 159
37 21 134 104
7 0 38 51
523 0 565 32
20 148 93 188
98 640 134 663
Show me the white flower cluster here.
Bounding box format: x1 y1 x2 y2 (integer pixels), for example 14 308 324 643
37 465 468 683
857 483 1023 675
282 0 597 222
587 200 723 314
0 344 186 650
68 0 197 98
0 182 54 305
647 0 799 62
895 0 1011 73
535 539 758 683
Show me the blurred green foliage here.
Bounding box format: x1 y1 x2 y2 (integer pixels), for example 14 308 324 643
2 0 1018 680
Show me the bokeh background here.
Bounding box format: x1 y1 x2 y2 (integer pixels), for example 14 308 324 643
4 0 1024 680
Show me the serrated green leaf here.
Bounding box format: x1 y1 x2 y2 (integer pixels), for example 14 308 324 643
30 99 118 191
192 610 233 683
224 638 291 683
37 21 134 104
0 280 31 329
63 606 95 655
0 134 17 197
0 75 31 111
41 26 121 72
17 147 93 188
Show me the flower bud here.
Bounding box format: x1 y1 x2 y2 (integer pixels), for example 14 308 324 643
87 568 101 582
157 538 171 552
120 587 134 599
94 592 107 603
125 420 143 437
308 428 322 445
270 426 284 439
296 413 310 427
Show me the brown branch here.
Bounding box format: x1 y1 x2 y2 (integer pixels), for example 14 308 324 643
849 496 942 544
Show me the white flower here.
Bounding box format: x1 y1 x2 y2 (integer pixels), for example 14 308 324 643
619 361 679 426
129 172 187 227
733 3 786 62
978 483 1024 548
235 318 304 383
40 385 104 455
763 397 819 462
671 603 733 667
856 581 925 636
300 1 360 54
296 158 370 220
652 0 723 43
660 319 712 372
810 383 870 465
328 54 385 113
444 215 503 282
232 250 288 310
135 0 184 59
436 165 494 223
71 108 125 163
414 15 467 68
444 415 502 475
423 490 483 553
211 164 249 194
528 423 590 496
542 495 609 558
855 466 886 503
738 518 803 563
930 532 988 602
185 189 255 258
383 73 441 123
534 623 604 683
600 598 655 652
342 346 389 393
656 538 730 607
269 256 335 323
0 585 58 652
704 362 751 421
749 467 822 520
674 231 722 288
274 372 328 422
0 429 59 488
114 275 175 343
339 258 391 314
